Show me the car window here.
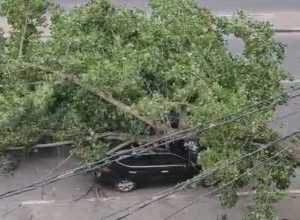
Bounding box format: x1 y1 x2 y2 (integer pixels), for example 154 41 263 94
154 154 186 165
120 155 153 166
120 154 186 166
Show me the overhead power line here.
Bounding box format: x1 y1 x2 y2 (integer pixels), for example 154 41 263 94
0 86 299 201
163 145 292 220
101 130 300 220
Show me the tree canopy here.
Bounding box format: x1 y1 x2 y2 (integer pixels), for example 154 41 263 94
0 0 297 219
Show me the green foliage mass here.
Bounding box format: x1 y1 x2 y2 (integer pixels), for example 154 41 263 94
0 0 297 219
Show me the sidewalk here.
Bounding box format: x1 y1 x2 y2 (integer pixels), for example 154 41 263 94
251 12 300 32
216 12 300 32
1 12 300 35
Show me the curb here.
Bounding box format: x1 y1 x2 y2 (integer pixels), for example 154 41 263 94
2 13 300 35
237 190 300 197
275 29 300 33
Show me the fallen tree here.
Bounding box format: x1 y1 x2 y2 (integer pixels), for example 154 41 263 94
0 0 298 219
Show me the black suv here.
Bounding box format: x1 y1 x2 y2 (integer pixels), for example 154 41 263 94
95 140 203 192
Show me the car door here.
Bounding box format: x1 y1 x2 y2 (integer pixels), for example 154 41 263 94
135 154 184 181
117 153 192 183
117 154 162 183
155 154 190 180
133 153 191 181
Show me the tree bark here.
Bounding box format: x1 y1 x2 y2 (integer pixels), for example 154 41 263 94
12 61 161 131
18 16 28 59
69 76 159 131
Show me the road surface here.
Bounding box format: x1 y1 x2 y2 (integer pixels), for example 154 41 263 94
58 0 300 13
0 32 300 219
1 1 300 220
225 32 300 136
1 153 300 220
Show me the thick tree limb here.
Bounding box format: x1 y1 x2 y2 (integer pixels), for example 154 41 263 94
252 135 300 162
6 141 74 151
98 132 139 142
105 140 135 156
18 16 28 59
69 76 158 130
277 141 300 161
11 61 160 131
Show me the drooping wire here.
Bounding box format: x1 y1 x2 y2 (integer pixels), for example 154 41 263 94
0 87 299 200
100 130 300 220
163 145 292 220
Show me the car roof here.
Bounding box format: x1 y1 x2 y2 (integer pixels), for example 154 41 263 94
106 135 199 156
118 151 188 162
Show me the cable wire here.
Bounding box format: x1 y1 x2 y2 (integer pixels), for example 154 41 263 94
0 88 299 200
101 130 300 220
163 145 291 220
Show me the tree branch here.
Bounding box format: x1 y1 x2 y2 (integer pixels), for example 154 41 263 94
18 14 28 59
11 61 163 131
69 76 158 130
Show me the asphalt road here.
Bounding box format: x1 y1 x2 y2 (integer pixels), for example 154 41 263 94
0 33 299 220
277 33 300 77
1 154 300 220
1 2 300 219
57 0 300 12
225 33 300 77
55 2 300 76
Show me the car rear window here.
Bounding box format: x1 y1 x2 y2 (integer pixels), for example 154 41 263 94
120 154 186 166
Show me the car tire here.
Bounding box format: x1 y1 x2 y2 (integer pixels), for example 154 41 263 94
94 171 102 181
115 179 136 192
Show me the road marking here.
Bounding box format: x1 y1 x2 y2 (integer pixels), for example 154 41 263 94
17 194 184 206
21 200 55 205
237 190 300 196
87 197 121 202
217 12 275 19
281 80 300 85
1 13 300 35
19 197 121 206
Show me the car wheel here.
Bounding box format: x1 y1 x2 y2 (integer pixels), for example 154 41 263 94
94 171 102 181
115 179 136 192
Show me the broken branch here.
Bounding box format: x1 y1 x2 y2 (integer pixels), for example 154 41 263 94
69 76 158 131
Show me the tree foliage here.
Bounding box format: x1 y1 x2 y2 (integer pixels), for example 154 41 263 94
0 0 297 219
